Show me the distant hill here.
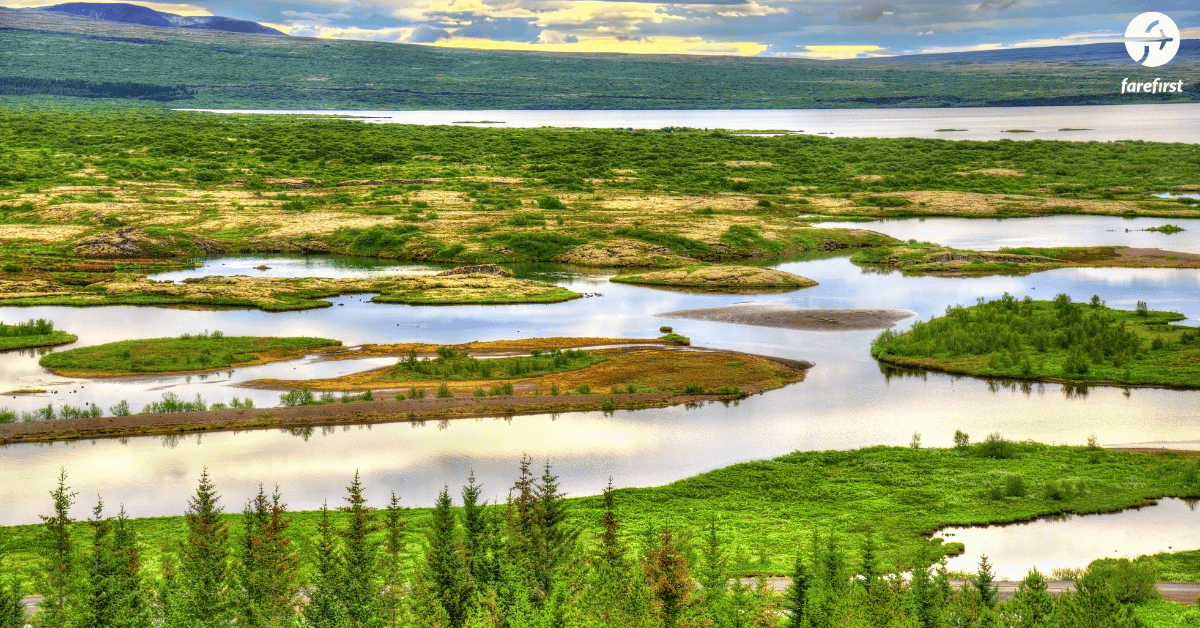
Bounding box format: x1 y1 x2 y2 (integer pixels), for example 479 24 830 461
39 2 285 36
0 6 1194 110
881 40 1200 66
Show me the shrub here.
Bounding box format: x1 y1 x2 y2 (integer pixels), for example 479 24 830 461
537 195 566 209
473 388 487 397
1004 473 1026 497
409 386 426 399
953 430 970 449
280 388 316 407
683 383 703 394
600 397 616 411
550 383 560 396
576 384 591 394
910 432 921 449
659 326 673 333
109 399 131 417
979 432 1014 459
437 382 452 398
489 382 514 396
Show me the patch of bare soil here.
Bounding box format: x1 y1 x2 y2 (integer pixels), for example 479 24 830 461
1113 248 1200 267
658 304 915 331
0 345 811 445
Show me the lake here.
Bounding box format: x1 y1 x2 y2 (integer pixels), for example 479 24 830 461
2 215 1199 529
179 103 1200 143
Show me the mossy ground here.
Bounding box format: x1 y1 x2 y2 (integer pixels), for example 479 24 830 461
38 333 342 376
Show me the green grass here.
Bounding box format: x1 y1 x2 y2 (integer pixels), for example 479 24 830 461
385 346 603 381
872 295 1200 387
0 441 1197 582
1133 599 1200 627
0 330 76 351
37 332 340 375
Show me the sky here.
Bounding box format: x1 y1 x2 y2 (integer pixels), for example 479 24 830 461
6 0 1200 58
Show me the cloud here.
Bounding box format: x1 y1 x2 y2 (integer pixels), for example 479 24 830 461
455 16 542 41
406 23 452 42
976 0 1017 11
841 2 901 24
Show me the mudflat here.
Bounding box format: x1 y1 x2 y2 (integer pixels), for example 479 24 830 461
657 304 914 331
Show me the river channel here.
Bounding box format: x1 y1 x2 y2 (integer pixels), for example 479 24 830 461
0 215 1198 579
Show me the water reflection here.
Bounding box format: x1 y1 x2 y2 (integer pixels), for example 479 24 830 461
938 498 1200 580
0 257 1198 524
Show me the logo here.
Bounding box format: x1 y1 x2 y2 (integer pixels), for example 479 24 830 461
1125 12 1180 67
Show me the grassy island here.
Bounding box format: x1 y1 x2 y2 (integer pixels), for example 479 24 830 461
852 242 1200 276
872 294 1200 387
0 318 76 351
38 332 341 377
611 264 818 290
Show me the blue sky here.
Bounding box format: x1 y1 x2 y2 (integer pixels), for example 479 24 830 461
9 0 1200 57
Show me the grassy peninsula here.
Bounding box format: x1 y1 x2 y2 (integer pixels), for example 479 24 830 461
38 331 341 377
872 294 1200 387
1 439 1197 581
852 242 1200 276
611 264 818 289
0 318 76 351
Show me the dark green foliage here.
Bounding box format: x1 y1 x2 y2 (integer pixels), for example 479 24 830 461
389 346 598 381
872 295 1200 387
980 432 1015 460
784 551 811 627
335 224 423 255
484 231 583 261
176 469 233 628
0 563 22 628
422 487 472 628
77 500 151 628
340 472 383 628
642 528 697 628
611 226 711 258
0 317 55 337
305 504 349 628
720 224 783 254
37 469 78 628
380 493 406 628
536 196 566 210
1088 557 1160 605
1009 569 1055 628
974 555 999 608
461 475 499 594
235 486 301 628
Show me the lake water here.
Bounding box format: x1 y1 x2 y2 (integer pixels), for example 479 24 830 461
179 103 1200 143
937 498 1200 580
811 216 1200 253
2 216 1199 529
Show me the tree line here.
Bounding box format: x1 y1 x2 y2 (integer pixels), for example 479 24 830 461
0 460 1158 627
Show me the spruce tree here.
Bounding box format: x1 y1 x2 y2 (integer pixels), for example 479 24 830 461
306 504 349 628
237 485 301 628
1057 568 1140 628
381 492 407 628
0 556 26 628
974 555 999 609
858 533 878 591
1008 568 1054 628
533 460 579 600
341 471 383 628
424 486 473 628
698 520 733 627
643 528 697 628
784 551 810 628
177 468 233 628
461 474 499 593
76 499 148 628
37 469 78 628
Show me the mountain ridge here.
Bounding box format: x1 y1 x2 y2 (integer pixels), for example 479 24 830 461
40 2 284 36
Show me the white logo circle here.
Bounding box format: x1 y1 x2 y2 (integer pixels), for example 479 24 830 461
1125 12 1180 67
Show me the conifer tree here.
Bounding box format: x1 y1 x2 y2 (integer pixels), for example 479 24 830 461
0 556 26 628
579 480 655 628
907 555 942 628
306 503 349 628
699 520 733 627
461 474 499 593
1057 568 1140 628
784 550 811 628
858 534 878 591
424 486 473 628
176 468 233 628
237 485 301 628
75 499 149 628
974 555 999 609
37 469 78 628
341 471 383 628
1008 569 1054 628
381 492 407 628
643 528 698 628
533 460 579 600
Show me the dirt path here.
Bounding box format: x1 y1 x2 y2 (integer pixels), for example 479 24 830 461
742 579 1200 603
657 304 915 331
